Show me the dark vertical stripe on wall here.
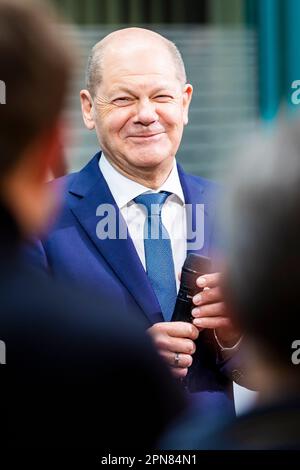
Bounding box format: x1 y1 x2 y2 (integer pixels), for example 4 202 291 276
119 0 130 24
130 0 146 23
284 0 300 113
106 0 123 24
244 0 258 26
257 0 282 121
170 0 186 23
67 0 81 24
185 0 208 23
143 0 152 24
163 0 172 23
149 0 163 23
208 0 243 24
89 0 106 24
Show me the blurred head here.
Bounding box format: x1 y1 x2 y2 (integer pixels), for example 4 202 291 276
80 28 193 188
223 122 300 391
0 0 72 237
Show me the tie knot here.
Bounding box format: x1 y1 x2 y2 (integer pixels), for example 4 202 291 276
134 191 170 217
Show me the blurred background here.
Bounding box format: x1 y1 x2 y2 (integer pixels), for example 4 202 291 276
50 0 300 179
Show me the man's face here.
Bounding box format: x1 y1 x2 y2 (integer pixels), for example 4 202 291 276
89 42 192 174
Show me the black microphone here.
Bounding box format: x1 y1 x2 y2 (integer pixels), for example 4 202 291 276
171 254 212 323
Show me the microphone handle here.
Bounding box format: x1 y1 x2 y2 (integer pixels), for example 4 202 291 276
171 269 201 323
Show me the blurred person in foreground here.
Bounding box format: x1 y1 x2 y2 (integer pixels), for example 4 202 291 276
0 0 185 450
162 122 300 449
27 25 244 415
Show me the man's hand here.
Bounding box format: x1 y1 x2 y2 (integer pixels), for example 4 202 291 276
192 272 240 347
147 322 199 379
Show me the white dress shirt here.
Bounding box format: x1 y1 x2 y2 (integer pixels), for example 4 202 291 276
99 154 187 291
99 154 242 355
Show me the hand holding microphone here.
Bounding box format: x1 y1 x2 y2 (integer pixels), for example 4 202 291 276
147 321 199 379
178 254 240 347
148 254 212 379
148 254 238 379
172 254 212 323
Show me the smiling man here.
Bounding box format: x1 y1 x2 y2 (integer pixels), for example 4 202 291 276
29 28 242 414
81 28 191 190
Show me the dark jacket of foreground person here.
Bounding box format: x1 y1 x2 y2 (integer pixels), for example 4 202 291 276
0 203 185 449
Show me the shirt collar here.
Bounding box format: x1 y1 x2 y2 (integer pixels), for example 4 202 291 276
99 153 185 209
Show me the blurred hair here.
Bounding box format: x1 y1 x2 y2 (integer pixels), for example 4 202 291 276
223 121 300 367
86 32 187 97
0 0 73 179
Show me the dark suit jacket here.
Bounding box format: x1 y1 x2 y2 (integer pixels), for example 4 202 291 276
27 152 237 416
0 203 185 450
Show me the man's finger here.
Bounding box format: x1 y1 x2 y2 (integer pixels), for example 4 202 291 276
159 351 193 369
170 367 188 379
193 286 222 306
148 321 198 340
154 335 196 355
196 272 220 289
192 316 231 329
163 321 199 340
192 302 226 318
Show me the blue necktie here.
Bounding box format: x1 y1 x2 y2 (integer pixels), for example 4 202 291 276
134 191 177 321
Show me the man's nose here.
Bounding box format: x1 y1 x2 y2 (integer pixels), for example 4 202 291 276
134 99 159 125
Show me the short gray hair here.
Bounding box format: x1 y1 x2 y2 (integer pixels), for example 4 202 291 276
85 36 187 97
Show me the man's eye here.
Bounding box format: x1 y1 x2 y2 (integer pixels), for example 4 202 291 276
113 97 132 105
154 95 173 101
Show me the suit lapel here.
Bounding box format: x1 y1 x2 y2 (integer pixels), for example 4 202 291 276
69 153 163 324
177 164 215 258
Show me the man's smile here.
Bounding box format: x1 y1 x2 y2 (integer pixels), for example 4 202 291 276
127 132 165 142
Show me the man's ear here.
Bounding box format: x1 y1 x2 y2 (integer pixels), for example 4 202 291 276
80 89 96 130
182 84 193 126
